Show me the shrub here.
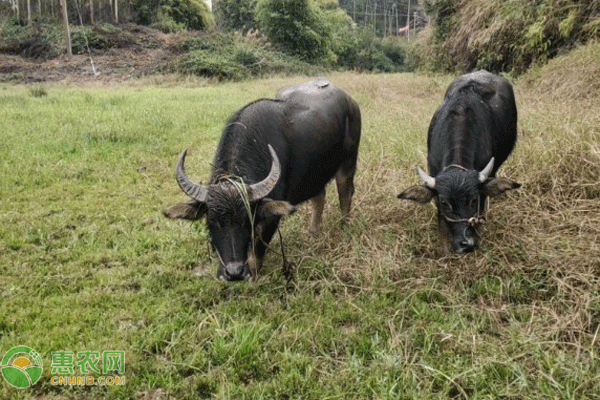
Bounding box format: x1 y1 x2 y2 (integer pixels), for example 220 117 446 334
181 32 236 52
70 26 109 54
169 49 250 80
420 0 600 74
151 15 187 33
255 0 334 63
337 28 408 72
213 0 258 33
170 32 322 80
133 0 215 31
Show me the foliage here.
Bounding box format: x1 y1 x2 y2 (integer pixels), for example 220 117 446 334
419 0 600 74
169 32 321 79
338 0 422 37
255 0 336 63
70 26 109 54
213 0 259 33
337 28 409 72
319 4 356 58
0 18 143 58
215 0 382 70
133 0 215 31
0 18 64 59
168 49 250 80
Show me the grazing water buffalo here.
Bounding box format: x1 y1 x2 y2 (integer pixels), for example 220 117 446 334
164 79 361 281
398 70 520 253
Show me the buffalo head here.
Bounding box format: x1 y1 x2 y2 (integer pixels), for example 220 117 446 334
398 158 520 253
164 145 295 281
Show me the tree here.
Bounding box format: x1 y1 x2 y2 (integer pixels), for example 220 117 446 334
90 0 95 24
11 0 19 20
256 0 334 62
60 0 72 56
26 0 32 25
213 0 258 33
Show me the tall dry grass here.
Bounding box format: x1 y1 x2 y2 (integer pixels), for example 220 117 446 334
277 64 600 359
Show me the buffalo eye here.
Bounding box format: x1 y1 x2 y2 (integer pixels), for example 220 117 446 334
470 197 478 211
440 198 452 212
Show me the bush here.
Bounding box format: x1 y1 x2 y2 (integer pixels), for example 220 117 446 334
181 32 235 52
169 49 249 80
151 15 188 33
255 0 334 63
170 32 322 80
337 28 408 72
213 0 258 33
420 0 600 74
133 0 215 31
70 27 109 54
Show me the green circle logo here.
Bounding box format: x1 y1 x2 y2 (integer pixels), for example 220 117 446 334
1 346 43 388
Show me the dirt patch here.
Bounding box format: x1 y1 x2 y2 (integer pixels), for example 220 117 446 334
0 25 196 84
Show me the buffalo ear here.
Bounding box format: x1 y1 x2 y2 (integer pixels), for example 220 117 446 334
482 177 521 198
397 185 435 204
163 200 207 220
258 199 296 218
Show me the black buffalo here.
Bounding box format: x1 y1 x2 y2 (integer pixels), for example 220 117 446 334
398 70 520 253
164 79 361 280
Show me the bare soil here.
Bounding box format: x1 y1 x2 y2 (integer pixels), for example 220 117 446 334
0 25 192 84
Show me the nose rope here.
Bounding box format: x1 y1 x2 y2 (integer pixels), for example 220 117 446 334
255 230 295 285
442 197 487 227
443 215 486 226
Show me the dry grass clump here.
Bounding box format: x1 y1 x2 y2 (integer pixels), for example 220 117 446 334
521 41 600 100
422 0 600 74
274 70 600 358
449 0 529 71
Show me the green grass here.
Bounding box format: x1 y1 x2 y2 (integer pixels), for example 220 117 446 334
1 72 599 399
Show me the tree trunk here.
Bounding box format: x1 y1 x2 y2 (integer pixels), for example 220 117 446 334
26 0 32 25
90 0 95 25
12 0 20 21
407 0 411 41
114 0 118 24
60 0 72 57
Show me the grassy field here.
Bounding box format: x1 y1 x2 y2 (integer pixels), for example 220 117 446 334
0 69 599 399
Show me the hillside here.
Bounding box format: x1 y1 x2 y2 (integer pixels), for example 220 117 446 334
519 40 600 100
0 24 191 84
415 0 600 74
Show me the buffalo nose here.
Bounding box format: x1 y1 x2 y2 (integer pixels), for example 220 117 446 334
221 262 250 281
457 237 476 253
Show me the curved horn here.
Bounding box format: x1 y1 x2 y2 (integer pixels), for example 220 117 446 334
248 144 281 201
417 166 436 189
175 149 208 203
478 157 495 183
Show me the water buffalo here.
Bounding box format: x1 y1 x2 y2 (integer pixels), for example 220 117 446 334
398 70 520 253
164 79 361 280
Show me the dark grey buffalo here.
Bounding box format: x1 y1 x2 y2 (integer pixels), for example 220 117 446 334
398 70 520 253
164 79 361 280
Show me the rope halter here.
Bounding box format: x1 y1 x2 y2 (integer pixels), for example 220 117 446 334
441 194 488 228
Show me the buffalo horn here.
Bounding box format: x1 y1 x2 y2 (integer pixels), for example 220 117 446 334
248 145 281 201
176 149 208 203
478 157 495 183
417 166 436 189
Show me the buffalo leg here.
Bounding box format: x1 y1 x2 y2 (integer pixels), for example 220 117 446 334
335 164 356 224
309 190 326 236
436 202 451 255
249 217 281 276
